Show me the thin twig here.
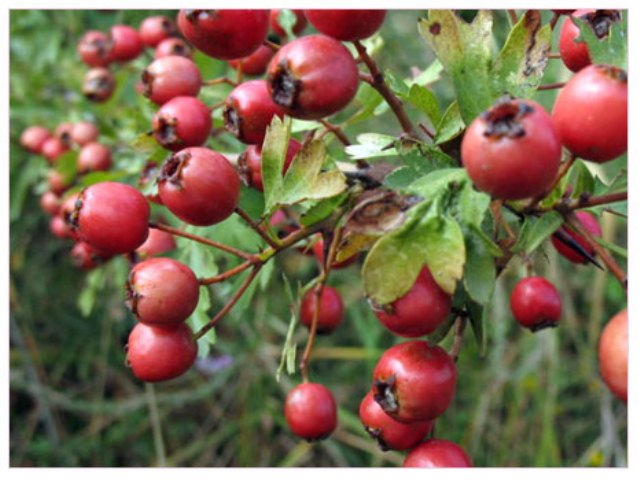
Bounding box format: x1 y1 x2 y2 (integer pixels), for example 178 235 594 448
507 10 519 25
202 77 237 87
535 191 628 213
547 52 561 59
526 153 576 209
199 261 253 285
264 39 281 51
449 316 467 363
537 82 566 91
418 123 435 140
550 11 561 31
235 207 280 248
318 119 351 146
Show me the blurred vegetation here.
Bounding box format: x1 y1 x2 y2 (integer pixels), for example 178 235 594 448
9 9 627 467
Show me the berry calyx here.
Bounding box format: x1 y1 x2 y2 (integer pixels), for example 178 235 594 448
155 38 192 59
141 56 202 106
284 383 337 441
305 10 387 41
551 211 602 264
152 96 212 151
510 277 562 332
403 439 473 467
598 309 628 402
77 142 112 173
83 67 116 103
300 286 344 334
77 30 113 67
139 16 177 48
237 138 300 191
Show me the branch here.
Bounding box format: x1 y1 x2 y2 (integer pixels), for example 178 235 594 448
202 77 237 87
199 261 253 285
235 207 280 248
318 119 351 146
537 82 566 91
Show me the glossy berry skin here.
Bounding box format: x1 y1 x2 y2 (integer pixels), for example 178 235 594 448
126 257 200 326
21 126 51 153
404 439 473 468
238 138 300 191
267 35 359 120
359 391 432 452
270 9 307 37
552 64 627 163
50 215 74 240
305 10 387 41
284 383 337 441
71 122 99 146
142 56 202 106
228 45 275 76
78 142 112 173
374 267 451 338
109 25 144 62
312 237 357 270
372 340 457 423
300 286 344 334
127 323 197 383
71 241 112 270
41 137 68 164
551 211 602 263
158 147 240 226
155 38 192 59
510 277 562 332
223 80 286 145
177 10 269 60
153 96 212 151
83 68 116 103
461 98 561 200
77 30 113 67
136 228 176 258
73 182 150 255
559 10 620 73
139 16 177 48
48 170 69 196
598 309 628 402
40 191 61 216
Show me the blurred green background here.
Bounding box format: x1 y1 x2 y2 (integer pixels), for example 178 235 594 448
9 9 627 467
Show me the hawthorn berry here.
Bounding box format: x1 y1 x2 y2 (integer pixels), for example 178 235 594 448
372 340 457 423
551 211 602 264
359 391 432 452
157 147 240 226
141 56 202 106
136 228 176 258
109 25 144 62
72 182 150 255
267 34 359 120
228 45 275 76
83 67 116 103
41 137 68 164
153 96 212 151
403 439 473 468
305 10 387 41
552 64 627 163
223 80 286 145
269 9 307 38
77 142 112 173
461 98 561 200
71 121 99 146
71 241 112 270
48 170 69 195
20 126 51 153
177 9 270 60
510 277 562 332
155 38 192 59
238 138 300 191
139 15 177 48
284 383 337 441
300 286 344 334
59 193 82 240
373 267 451 338
559 10 620 73
126 323 198 383
50 215 74 240
77 30 113 67
40 191 61 216
599 309 628 402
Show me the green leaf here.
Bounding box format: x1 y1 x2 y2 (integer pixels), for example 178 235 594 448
570 160 596 198
463 227 496 304
78 170 129 186
514 211 564 254
276 9 297 38
54 150 78 185
383 166 416 190
77 269 106 317
276 274 299 382
458 182 491 228
131 131 158 153
408 59 444 87
384 68 410 97
191 288 215 357
262 116 292 211
466 299 487 355
434 101 465 144
300 193 349 227
344 133 397 160
407 168 467 199
493 10 552 98
407 84 442 125
421 216 466 295
574 11 627 69
345 83 384 126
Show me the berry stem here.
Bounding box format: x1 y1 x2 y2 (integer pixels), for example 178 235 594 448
525 153 576 210
263 39 281 51
199 260 253 285
537 82 566 91
547 52 561 59
234 207 281 248
507 10 519 25
202 77 237 87
449 316 467 363
318 119 351 146
549 11 561 31
353 40 418 138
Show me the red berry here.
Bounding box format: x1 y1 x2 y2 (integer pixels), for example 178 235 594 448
228 45 275 76
77 142 112 173
59 193 81 241
372 340 457 423
40 191 61 216
403 439 473 467
50 215 74 240
126 257 200 326
300 286 344 334
598 309 628 402
177 9 269 60
510 277 562 331
359 391 432 452
553 10 575 15
71 122 99 146
140 15 177 48
223 80 286 145
461 98 561 200
551 211 602 263
53 123 74 148
267 34 359 120
552 64 627 163
71 241 112 270
41 137 68 164
48 170 70 195
158 147 241 226
269 9 308 37
21 126 51 153
83 67 116 103
142 56 202 106
153 96 212 151
559 10 621 73
373 267 451 338
238 138 300 191
109 25 144 62
72 182 150 255
136 228 176 258
155 38 192 59
77 30 113 67
284 383 337 441
126 323 197 383
305 10 386 41
311 237 358 269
